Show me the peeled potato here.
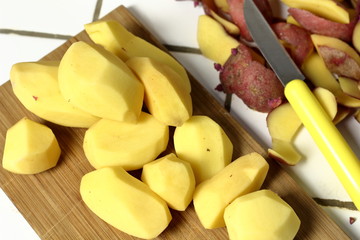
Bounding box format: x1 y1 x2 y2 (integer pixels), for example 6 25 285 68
83 112 169 171
10 61 99 128
224 189 301 240
141 153 196 211
173 115 233 183
2 118 61 174
193 152 269 229
58 41 144 123
80 166 172 239
126 57 192 127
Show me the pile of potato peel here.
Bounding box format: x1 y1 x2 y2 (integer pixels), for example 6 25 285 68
196 0 360 165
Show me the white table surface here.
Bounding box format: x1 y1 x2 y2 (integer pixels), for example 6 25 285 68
0 0 359 239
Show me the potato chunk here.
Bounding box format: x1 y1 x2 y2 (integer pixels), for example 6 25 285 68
193 152 269 229
58 41 144 123
141 153 196 211
126 57 192 126
83 112 169 171
224 189 301 240
10 61 99 128
80 167 172 239
2 118 61 174
84 20 191 93
173 115 233 183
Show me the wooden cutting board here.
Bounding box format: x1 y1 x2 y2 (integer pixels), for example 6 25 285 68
0 5 350 240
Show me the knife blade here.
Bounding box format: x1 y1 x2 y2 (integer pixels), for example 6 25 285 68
243 0 360 210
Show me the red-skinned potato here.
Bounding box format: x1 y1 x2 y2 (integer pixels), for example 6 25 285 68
220 44 284 113
288 8 356 42
271 22 314 67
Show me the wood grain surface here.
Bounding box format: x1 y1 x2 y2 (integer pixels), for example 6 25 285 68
0 5 349 240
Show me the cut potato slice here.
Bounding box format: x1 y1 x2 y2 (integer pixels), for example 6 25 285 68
83 112 169 171
2 118 61 174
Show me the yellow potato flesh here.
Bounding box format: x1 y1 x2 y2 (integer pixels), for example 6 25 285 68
80 167 172 239
84 20 191 93
197 15 239 65
126 57 192 127
193 152 269 229
141 153 195 211
224 190 301 240
2 118 61 174
173 115 233 183
58 41 144 123
281 0 350 24
83 112 169 171
10 61 99 128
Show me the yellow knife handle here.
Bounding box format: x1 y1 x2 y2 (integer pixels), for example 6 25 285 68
285 79 360 210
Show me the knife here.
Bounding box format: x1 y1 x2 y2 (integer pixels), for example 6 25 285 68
243 0 360 210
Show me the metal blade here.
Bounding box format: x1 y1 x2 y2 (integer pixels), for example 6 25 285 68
243 0 305 85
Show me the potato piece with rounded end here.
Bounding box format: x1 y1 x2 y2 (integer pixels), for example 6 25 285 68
193 152 269 229
10 61 100 128
58 41 144 123
141 153 195 211
224 189 301 240
126 57 192 127
197 15 239 65
80 167 172 239
281 0 350 24
302 52 360 107
2 118 61 174
173 115 233 183
84 20 191 93
83 112 169 171
311 34 360 81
